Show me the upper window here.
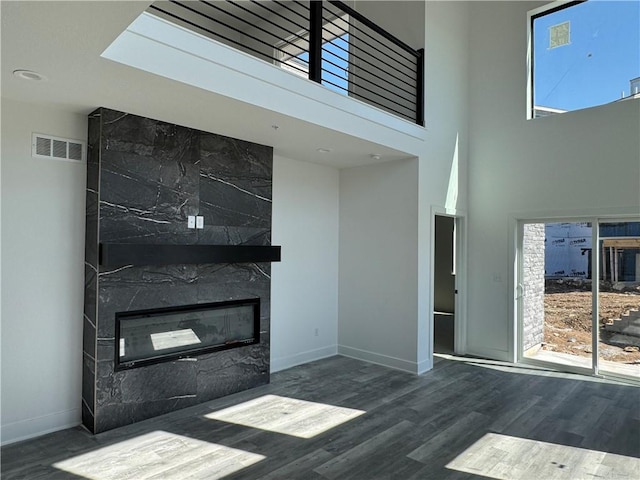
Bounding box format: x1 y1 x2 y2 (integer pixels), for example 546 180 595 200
530 0 639 118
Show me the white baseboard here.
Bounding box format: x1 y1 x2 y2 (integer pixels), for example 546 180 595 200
338 345 420 374
270 345 338 373
1 408 81 446
465 346 511 363
416 357 433 375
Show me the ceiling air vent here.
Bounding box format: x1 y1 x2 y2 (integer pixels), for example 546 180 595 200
32 133 86 162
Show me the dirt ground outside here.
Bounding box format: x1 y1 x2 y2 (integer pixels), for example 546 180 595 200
543 280 640 364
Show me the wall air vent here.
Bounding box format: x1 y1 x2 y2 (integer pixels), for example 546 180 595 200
32 133 85 162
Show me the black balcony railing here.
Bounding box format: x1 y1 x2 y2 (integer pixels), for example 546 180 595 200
149 0 424 125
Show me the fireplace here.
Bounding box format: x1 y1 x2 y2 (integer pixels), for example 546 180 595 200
83 107 275 433
116 299 260 370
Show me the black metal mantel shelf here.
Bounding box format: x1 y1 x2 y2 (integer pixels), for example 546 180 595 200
99 243 281 267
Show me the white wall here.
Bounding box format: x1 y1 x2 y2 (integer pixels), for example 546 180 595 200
422 1 469 209
338 158 420 372
417 1 470 368
0 0 478 443
0 105 342 443
354 1 425 52
466 1 640 360
271 155 339 371
1 99 87 444
103 12 426 160
349 1 426 120
335 1 470 374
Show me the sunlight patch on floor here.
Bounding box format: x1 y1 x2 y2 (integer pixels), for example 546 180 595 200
53 430 264 479
434 353 620 384
528 349 640 379
205 394 365 439
446 432 640 480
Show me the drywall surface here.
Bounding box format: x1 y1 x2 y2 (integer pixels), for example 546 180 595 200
335 2 470 372
417 1 470 367
1 99 87 444
271 155 339 371
349 1 425 121
355 1 425 49
338 158 419 372
102 12 426 158
0 0 480 442
422 1 469 211
467 1 640 360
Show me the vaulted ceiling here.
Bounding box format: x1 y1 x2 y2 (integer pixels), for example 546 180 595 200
1 1 415 168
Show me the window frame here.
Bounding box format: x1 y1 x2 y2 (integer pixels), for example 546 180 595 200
527 0 585 120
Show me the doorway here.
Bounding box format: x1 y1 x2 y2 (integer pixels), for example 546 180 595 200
434 215 456 354
518 218 640 381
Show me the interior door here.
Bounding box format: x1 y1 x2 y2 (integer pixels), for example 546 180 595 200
434 215 456 354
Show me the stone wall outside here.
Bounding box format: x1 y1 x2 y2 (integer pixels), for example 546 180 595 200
523 223 545 352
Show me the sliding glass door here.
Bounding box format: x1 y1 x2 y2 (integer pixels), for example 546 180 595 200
521 221 594 372
519 218 640 381
598 221 640 378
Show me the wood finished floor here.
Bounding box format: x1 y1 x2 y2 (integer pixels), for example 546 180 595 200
2 355 639 479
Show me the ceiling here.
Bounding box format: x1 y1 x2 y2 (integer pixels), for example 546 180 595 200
0 1 414 168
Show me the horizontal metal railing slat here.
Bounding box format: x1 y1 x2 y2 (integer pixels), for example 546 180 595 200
322 5 417 80
150 3 311 76
319 19 418 88
220 1 311 50
148 0 424 124
248 0 310 34
319 23 418 93
321 76 415 118
198 1 310 57
273 0 310 24
325 2 417 67
320 46 417 105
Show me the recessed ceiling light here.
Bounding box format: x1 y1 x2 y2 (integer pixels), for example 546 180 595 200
271 124 279 130
317 148 332 153
13 69 47 81
370 153 382 160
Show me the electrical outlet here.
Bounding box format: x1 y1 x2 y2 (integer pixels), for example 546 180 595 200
187 216 196 229
196 216 204 229
314 328 319 337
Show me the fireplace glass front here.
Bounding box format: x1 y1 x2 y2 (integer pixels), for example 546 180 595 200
115 298 260 370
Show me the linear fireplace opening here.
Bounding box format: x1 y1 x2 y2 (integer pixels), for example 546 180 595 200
115 298 260 370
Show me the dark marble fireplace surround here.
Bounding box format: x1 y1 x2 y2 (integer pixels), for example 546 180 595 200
83 107 275 434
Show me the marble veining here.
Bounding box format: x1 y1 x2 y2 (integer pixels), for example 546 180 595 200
83 107 273 434
199 172 273 203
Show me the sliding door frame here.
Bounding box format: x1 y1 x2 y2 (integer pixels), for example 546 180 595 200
514 213 640 384
596 217 640 384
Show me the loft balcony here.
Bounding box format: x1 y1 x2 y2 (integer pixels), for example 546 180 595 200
146 0 424 126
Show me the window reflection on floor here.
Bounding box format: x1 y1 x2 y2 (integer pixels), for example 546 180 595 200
205 394 365 439
447 432 640 480
53 431 265 480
